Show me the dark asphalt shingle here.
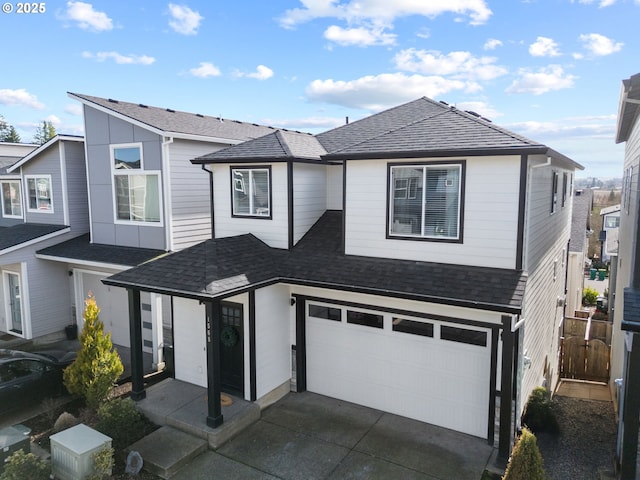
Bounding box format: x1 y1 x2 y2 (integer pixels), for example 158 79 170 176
36 234 166 267
104 212 526 313
0 224 69 252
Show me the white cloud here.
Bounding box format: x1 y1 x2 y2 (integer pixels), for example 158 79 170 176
45 115 62 126
168 3 203 35
64 104 83 116
483 39 502 50
82 51 156 65
247 65 274 80
262 116 345 131
189 62 221 78
529 36 561 57
324 25 396 46
506 65 577 95
394 49 507 81
279 0 492 29
579 33 623 56
455 101 502 119
63 1 113 32
306 73 479 111
574 0 616 6
0 88 45 109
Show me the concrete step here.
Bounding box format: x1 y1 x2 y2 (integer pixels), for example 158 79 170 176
127 426 207 479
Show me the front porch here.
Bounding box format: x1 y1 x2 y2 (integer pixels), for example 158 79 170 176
133 378 261 449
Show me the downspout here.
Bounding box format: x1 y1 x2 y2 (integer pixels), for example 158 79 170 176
162 136 174 251
201 164 215 239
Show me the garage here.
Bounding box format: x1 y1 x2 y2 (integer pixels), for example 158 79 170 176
305 300 492 438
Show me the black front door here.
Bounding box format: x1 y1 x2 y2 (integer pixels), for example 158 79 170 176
220 302 244 396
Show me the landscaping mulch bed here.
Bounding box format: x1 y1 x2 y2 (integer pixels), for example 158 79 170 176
537 395 618 479
23 382 162 479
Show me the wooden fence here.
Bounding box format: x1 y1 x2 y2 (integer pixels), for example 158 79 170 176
560 316 611 382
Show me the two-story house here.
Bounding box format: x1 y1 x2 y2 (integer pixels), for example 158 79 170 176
0 135 87 340
35 94 275 367
599 203 620 263
103 97 582 458
610 71 640 479
0 142 38 227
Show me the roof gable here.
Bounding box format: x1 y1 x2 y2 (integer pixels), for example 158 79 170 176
69 93 275 143
7 135 83 172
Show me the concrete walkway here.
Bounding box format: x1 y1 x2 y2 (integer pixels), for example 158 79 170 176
555 379 612 402
134 383 496 479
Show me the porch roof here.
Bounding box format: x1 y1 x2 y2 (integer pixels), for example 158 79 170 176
103 212 526 314
0 224 69 253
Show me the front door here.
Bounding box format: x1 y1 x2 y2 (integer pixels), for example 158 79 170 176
220 302 244 396
6 273 23 334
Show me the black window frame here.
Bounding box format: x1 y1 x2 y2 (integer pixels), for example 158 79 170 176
440 325 487 347
392 318 434 337
346 310 383 329
308 304 342 322
551 171 559 214
230 165 272 219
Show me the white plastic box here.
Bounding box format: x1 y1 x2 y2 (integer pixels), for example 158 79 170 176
50 424 112 480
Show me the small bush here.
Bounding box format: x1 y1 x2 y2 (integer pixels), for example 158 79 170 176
0 449 49 480
583 287 599 306
95 398 147 451
502 428 545 480
54 411 80 432
521 387 559 434
86 445 114 480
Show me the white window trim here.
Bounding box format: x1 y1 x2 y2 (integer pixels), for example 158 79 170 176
0 179 23 219
110 143 164 226
24 174 54 214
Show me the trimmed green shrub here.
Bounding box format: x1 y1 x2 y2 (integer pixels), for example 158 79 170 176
502 428 545 480
63 294 124 409
583 286 599 306
521 387 559 434
86 445 114 480
95 398 147 451
0 449 49 480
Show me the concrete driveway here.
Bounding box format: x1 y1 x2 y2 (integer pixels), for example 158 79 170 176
172 392 495 480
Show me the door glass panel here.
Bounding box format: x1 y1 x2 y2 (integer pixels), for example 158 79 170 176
7 273 22 334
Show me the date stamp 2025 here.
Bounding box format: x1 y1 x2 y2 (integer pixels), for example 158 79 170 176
2 2 46 14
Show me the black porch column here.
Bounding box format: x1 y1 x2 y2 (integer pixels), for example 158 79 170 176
128 288 146 401
498 315 515 461
295 295 306 392
205 299 223 428
620 332 640 479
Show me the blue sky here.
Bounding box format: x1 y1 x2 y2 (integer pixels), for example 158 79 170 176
1 0 637 177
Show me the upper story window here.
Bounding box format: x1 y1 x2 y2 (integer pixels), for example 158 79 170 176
561 172 568 207
550 171 559 214
604 215 620 229
231 166 271 218
1 180 23 218
111 144 161 224
25 175 53 213
388 162 463 241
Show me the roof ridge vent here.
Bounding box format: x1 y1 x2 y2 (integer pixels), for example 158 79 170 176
138 104 148 108
465 110 480 117
195 113 204 117
108 98 119 103
166 108 175 113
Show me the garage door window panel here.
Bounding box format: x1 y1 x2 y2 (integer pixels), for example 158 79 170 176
346 310 383 329
308 304 341 321
392 318 434 337
440 325 487 347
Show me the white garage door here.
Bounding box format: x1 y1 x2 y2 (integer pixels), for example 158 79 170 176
306 302 492 438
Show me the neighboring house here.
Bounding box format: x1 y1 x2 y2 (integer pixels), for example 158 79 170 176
566 188 593 317
0 142 38 227
610 71 640 479
34 93 275 367
103 96 582 459
0 135 87 340
599 203 620 263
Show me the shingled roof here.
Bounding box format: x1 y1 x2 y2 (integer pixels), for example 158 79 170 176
36 234 166 268
192 96 581 169
0 224 69 253
68 93 275 142
104 211 526 313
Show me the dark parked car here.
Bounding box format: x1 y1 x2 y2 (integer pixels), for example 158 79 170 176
0 349 77 415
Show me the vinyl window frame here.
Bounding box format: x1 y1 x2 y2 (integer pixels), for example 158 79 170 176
0 179 23 219
24 174 53 213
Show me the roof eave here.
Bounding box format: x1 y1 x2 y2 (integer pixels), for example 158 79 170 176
191 155 324 165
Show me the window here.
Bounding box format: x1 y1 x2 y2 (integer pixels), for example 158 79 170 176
389 163 462 240
440 325 487 346
392 318 434 337
561 173 568 207
347 310 383 328
550 171 559 213
605 216 620 229
1 180 22 218
111 144 161 224
25 175 53 212
308 304 341 321
231 167 271 217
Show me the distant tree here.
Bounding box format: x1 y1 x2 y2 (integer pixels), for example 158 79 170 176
1 125 21 143
32 120 56 144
